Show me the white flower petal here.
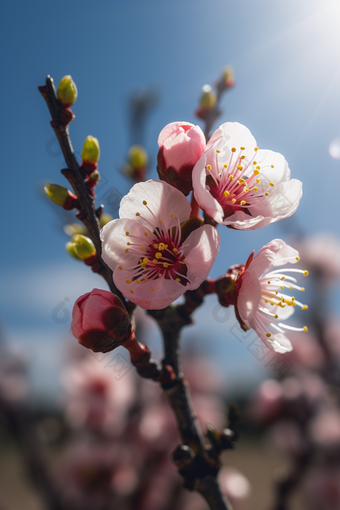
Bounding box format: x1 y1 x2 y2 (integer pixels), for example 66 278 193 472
119 180 191 229
184 225 221 289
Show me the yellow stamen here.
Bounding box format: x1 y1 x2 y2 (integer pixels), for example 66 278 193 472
163 262 169 268
175 278 180 282
125 231 129 236
125 279 131 284
150 288 155 291
271 165 274 168
269 182 274 187
224 191 230 197
254 147 259 151
265 192 269 197
253 161 257 165
240 200 246 205
301 305 308 311
152 259 157 264
119 266 123 270
125 248 129 253
130 289 134 294
216 149 220 153
237 165 243 170
254 169 260 176
136 212 140 216
223 164 228 168
266 333 271 337
231 147 236 152
206 164 211 170
253 186 258 191
303 326 308 332
155 252 162 259
173 248 178 254
240 146 245 150
229 174 234 179
295 256 300 261
231 198 236 203
143 200 147 205
303 271 309 276
144 232 148 237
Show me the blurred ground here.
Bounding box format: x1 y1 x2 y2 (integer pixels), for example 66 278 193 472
0 436 304 510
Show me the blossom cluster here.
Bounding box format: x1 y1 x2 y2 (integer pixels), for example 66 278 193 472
95 121 306 353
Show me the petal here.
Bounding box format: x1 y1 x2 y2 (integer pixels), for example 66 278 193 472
184 225 221 289
207 122 257 162
266 333 293 353
114 267 185 310
101 218 146 270
158 121 194 147
192 154 224 222
254 150 290 184
249 179 303 228
247 239 299 278
119 180 191 228
237 272 261 323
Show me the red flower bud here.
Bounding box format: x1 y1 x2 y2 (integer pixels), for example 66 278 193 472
157 122 206 195
71 289 132 353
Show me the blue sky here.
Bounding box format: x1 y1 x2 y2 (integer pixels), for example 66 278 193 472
1 0 340 399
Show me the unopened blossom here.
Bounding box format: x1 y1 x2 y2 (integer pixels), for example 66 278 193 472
101 180 220 310
235 239 308 353
193 122 302 229
157 122 206 195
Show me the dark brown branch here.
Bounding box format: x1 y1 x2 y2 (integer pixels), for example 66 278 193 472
39 76 126 306
150 304 232 510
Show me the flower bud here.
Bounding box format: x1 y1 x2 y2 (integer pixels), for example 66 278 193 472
66 241 81 259
222 66 235 88
157 122 206 195
71 234 96 260
128 145 149 170
71 288 132 353
44 184 78 209
99 213 113 228
199 85 217 110
81 136 100 163
57 75 78 108
89 170 101 182
64 223 88 237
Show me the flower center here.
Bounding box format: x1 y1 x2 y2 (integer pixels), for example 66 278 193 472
119 201 191 294
205 146 275 219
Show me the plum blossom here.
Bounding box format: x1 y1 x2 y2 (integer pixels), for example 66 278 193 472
192 122 302 229
157 121 206 195
235 239 308 353
101 180 220 310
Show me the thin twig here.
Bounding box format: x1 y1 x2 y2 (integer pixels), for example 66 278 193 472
39 76 126 306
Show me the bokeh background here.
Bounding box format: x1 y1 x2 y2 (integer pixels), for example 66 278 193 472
1 1 340 509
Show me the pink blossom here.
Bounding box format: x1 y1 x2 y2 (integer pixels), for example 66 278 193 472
61 354 135 434
192 122 302 229
235 239 308 353
101 180 220 310
157 122 206 195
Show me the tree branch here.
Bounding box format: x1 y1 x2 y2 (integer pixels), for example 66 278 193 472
39 76 127 306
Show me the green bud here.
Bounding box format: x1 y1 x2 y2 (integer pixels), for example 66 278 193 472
71 234 96 260
89 170 101 182
64 223 88 237
81 136 100 163
99 213 113 228
44 184 69 206
222 66 235 86
57 75 78 107
66 242 81 260
199 85 217 110
128 145 148 170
